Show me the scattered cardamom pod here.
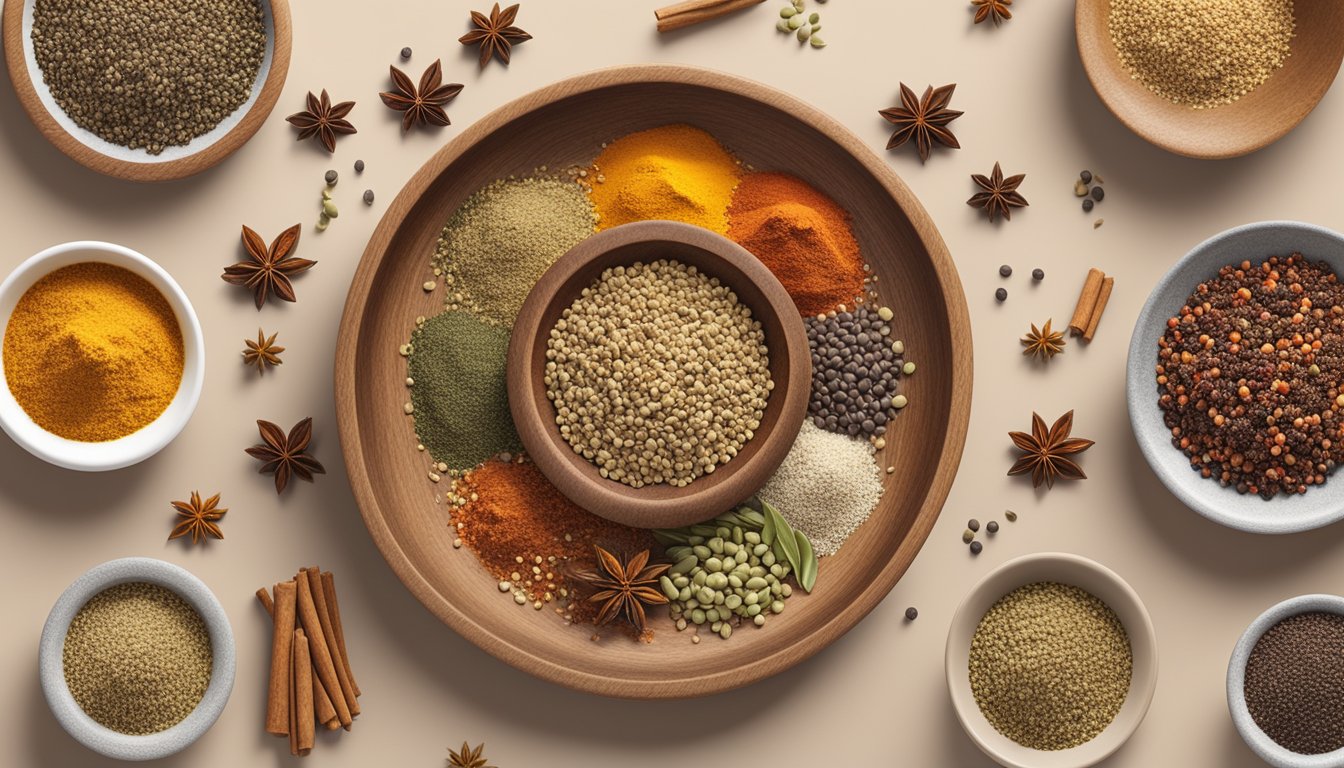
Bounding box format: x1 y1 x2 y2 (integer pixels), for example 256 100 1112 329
787 14 804 29
809 34 826 48
797 26 811 41
780 6 796 17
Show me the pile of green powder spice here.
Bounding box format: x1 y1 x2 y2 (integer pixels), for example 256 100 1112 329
32 0 266 154
434 176 598 326
408 310 520 473
63 582 212 735
969 582 1132 751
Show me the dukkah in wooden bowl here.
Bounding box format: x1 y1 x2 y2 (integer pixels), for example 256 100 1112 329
335 65 971 698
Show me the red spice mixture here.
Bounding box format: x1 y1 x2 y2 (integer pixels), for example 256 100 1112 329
1156 254 1344 498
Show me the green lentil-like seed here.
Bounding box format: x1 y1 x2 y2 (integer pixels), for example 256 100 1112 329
660 576 679 601
780 6 796 17
809 35 827 48
808 12 819 22
797 26 811 41
776 18 791 32
787 15 804 28
720 624 733 640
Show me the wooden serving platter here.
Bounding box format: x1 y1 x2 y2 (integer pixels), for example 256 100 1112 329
334 65 972 698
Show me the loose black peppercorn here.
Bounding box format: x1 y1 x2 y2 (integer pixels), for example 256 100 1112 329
986 520 999 534
995 288 1007 302
967 518 980 532
1080 170 1093 184
999 264 1012 278
1032 268 1045 281
905 607 918 621
969 541 983 555
1091 186 1105 202
354 159 365 173
363 189 375 205
805 305 907 439
400 47 413 60
324 169 338 186
1082 198 1094 213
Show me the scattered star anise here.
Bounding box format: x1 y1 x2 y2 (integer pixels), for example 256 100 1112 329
573 547 669 635
879 83 963 163
243 329 284 374
222 224 316 309
245 418 327 494
447 742 494 768
380 60 463 132
1008 411 1094 489
459 3 532 69
168 491 226 545
968 161 1029 222
285 90 357 153
972 0 1013 25
1021 319 1065 362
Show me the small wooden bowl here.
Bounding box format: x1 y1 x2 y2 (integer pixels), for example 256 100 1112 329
1076 0 1344 159
2 0 291 181
507 221 810 530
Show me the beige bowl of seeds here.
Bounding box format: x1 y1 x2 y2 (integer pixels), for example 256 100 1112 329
39 557 235 761
945 552 1158 768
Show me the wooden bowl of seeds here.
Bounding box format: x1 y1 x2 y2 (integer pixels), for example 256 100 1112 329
336 65 971 698
1 0 292 181
1076 0 1344 159
506 220 811 530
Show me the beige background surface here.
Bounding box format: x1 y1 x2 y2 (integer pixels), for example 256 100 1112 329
2 1 1342 766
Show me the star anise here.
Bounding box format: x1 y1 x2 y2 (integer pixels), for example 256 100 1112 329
286 90 357 153
243 329 284 374
972 0 1013 25
1021 319 1065 362
573 547 669 635
222 224 316 309
459 3 532 69
968 162 1029 223
1008 411 1094 489
380 60 463 133
245 418 327 494
879 83 963 163
169 491 226 545
447 742 494 768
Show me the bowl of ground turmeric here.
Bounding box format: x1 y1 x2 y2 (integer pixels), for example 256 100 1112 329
0 241 205 471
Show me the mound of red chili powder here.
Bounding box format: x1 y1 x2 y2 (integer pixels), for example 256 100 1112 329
1156 254 1344 499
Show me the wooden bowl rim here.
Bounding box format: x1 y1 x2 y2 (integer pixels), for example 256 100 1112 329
335 64 973 698
1075 0 1344 159
505 220 811 529
1 0 292 182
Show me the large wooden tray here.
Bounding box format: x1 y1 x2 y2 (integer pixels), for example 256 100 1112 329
335 65 972 698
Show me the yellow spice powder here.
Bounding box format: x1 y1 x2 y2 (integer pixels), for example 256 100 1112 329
3 262 184 442
588 124 741 234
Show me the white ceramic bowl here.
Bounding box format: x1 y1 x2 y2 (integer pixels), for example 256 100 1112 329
0 241 205 471
1126 221 1344 533
1227 594 1344 768
945 553 1158 768
39 557 236 761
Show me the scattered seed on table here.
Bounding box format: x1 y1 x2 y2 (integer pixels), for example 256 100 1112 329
400 46 412 59
363 189 375 205
1091 186 1105 202
1032 268 1044 281
995 288 1007 302
1075 180 1090 197
1081 170 1093 184
354 159 365 173
970 541 983 555
1006 510 1018 522
999 265 1013 278
1094 219 1104 229
905 607 919 621
987 520 999 534
324 169 337 186
1082 198 1094 213
963 529 975 544
968 518 980 532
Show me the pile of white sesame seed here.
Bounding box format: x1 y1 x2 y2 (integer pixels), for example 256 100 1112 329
1109 0 1294 109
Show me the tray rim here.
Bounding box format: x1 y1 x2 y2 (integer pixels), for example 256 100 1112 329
334 64 973 699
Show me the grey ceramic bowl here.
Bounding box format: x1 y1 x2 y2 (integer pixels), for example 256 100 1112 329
1227 594 1344 768
39 557 235 761
1126 221 1344 534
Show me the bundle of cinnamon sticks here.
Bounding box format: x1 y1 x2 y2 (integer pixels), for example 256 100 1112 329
256 567 360 756
1068 268 1115 342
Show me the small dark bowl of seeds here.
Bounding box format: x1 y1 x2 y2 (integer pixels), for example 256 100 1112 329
507 220 811 529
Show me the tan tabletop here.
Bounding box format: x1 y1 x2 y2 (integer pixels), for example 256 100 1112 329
2 1 1342 765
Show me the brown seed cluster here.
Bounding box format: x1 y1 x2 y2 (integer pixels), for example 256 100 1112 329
1156 255 1344 499
545 259 772 489
1109 0 1294 109
969 582 1132 751
32 0 266 154
806 305 906 438
1244 611 1344 755
63 582 212 735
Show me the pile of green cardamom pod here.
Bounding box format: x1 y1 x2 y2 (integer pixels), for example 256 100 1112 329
652 501 819 641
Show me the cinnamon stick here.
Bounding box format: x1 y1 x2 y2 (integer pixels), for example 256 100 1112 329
305 568 359 717
1083 277 1115 342
655 0 764 32
1069 268 1106 335
287 635 299 756
256 587 275 617
321 571 359 697
293 630 315 756
296 572 353 728
265 581 296 736
260 584 338 729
